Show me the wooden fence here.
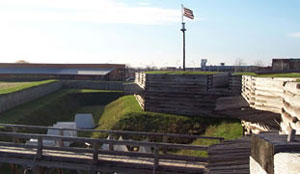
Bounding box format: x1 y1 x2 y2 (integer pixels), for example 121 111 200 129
0 123 224 174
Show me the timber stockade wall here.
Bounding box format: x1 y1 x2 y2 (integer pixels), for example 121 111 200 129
0 81 62 113
134 72 230 116
229 75 242 95
241 75 300 134
281 81 300 134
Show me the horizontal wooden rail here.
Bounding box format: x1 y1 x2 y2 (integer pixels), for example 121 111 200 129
0 123 224 141
0 130 209 173
0 131 209 151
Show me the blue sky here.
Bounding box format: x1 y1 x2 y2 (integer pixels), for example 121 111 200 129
0 0 299 67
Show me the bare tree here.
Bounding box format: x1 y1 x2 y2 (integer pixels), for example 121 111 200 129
253 60 264 67
234 58 246 72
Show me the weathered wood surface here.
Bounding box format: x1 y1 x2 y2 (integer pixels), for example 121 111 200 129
214 95 281 134
242 76 300 114
134 72 233 116
0 123 224 141
0 124 226 173
207 136 251 174
0 145 206 173
229 75 242 95
281 81 300 134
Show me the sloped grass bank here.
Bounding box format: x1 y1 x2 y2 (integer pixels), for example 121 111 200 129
0 89 123 126
0 80 57 95
233 72 300 77
94 95 242 142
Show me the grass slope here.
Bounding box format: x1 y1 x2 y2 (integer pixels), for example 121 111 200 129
0 89 123 126
0 80 57 95
233 72 300 78
145 71 219 75
94 95 242 144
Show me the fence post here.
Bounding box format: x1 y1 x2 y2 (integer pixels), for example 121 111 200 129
58 129 64 147
36 137 43 159
12 127 20 143
153 145 159 174
92 141 99 164
162 135 169 154
108 132 114 151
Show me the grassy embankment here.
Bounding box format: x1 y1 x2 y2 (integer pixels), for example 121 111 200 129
145 71 219 75
93 95 243 156
232 72 300 77
0 80 57 95
0 83 242 157
0 88 123 173
0 89 123 127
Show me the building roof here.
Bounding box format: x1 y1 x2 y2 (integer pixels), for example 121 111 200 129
0 67 114 76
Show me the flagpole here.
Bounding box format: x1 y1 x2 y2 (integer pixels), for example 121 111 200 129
181 4 186 71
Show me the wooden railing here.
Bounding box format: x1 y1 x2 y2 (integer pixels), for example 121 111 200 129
0 123 224 173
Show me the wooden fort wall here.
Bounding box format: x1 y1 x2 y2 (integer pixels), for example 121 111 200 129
241 75 300 134
134 72 229 116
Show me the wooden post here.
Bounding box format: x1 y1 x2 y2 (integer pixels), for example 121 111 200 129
36 137 43 159
92 142 99 165
108 132 113 151
287 129 296 142
162 135 169 154
58 129 64 147
12 127 20 143
153 146 159 174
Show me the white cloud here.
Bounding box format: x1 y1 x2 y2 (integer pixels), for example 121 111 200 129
288 32 300 38
0 0 181 25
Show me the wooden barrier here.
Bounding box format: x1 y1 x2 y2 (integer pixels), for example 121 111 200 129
242 76 299 114
0 123 224 173
241 75 300 134
229 75 242 95
281 81 300 134
134 72 231 116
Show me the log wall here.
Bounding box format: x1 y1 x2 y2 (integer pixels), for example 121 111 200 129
134 72 226 116
229 75 242 95
242 76 298 114
281 81 300 134
241 75 300 134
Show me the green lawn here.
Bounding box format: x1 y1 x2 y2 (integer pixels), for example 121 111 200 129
0 89 123 126
0 89 242 162
232 72 256 76
93 95 242 144
0 89 123 174
145 71 219 75
176 122 243 157
233 72 300 78
0 80 57 95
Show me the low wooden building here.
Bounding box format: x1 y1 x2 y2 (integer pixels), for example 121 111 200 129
0 63 125 81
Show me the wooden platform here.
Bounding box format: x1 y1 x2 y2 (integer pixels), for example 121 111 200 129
0 124 221 174
207 136 251 174
0 145 206 174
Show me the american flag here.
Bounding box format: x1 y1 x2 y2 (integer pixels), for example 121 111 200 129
183 6 194 20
